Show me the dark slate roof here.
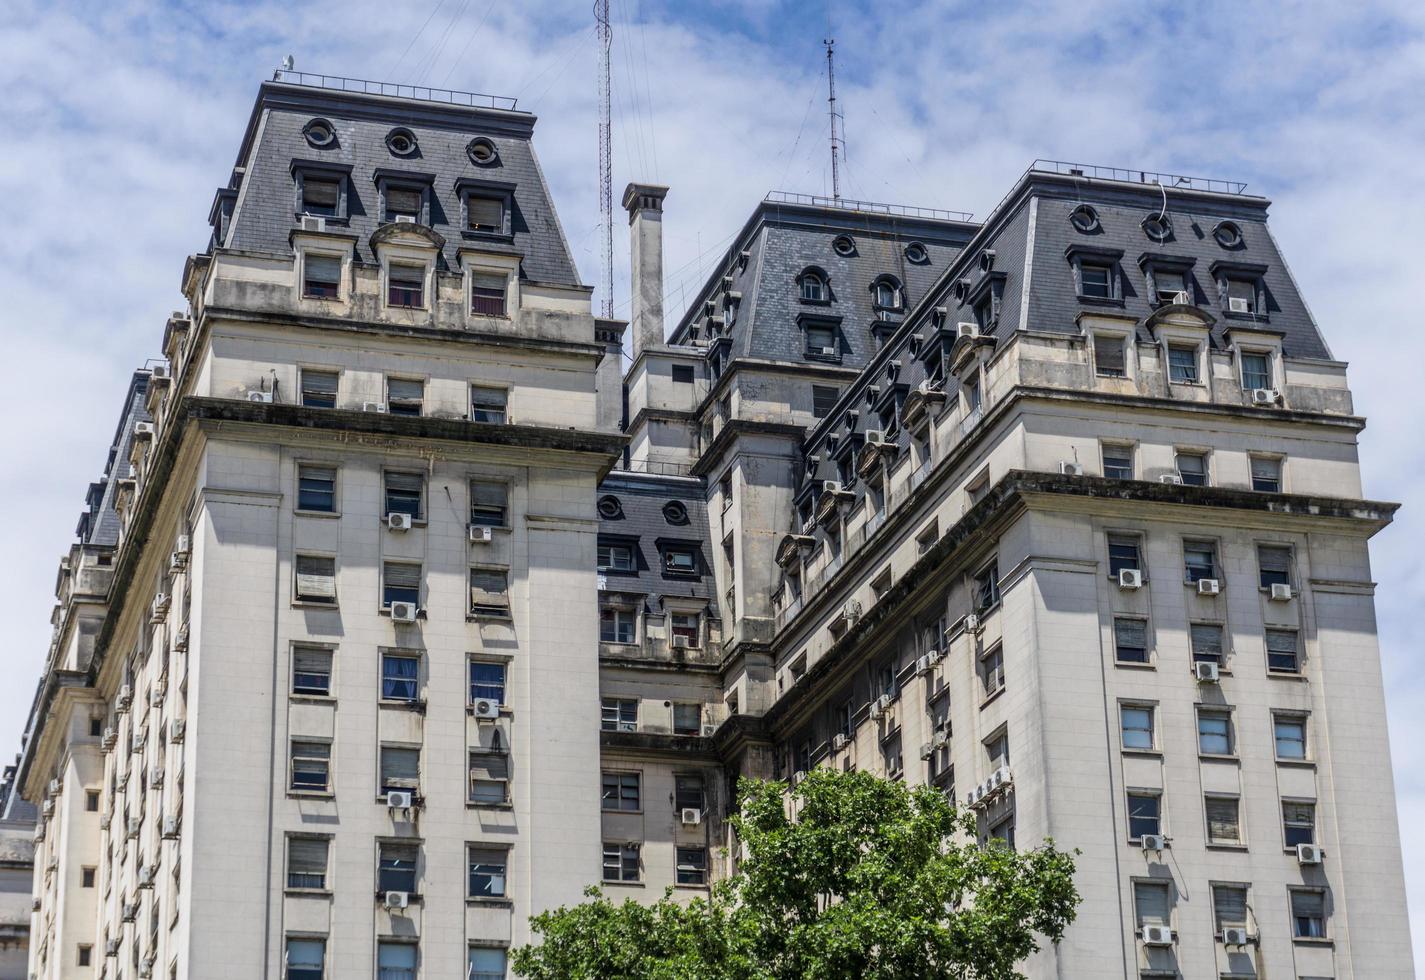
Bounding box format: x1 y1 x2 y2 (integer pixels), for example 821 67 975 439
596 472 718 616
669 196 975 371
217 80 582 288
84 371 152 549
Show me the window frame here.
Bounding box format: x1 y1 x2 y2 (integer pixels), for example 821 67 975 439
973 561 1001 613
380 560 422 611
601 842 642 883
299 368 339 409
601 697 638 732
1266 628 1302 674
385 260 429 310
289 739 332 795
378 744 422 799
468 748 511 807
978 644 1005 701
1113 616 1150 665
469 567 512 619
676 846 709 886
469 269 511 317
601 770 642 812
1289 887 1328 940
1273 712 1309 762
291 644 334 698
1249 454 1283 493
1126 790 1162 842
293 553 338 605
284 937 327 980
470 385 509 424
1282 799 1316 848
380 651 421 704
1119 702 1156 752
455 178 516 240
1092 331 1128 377
797 268 830 304
300 250 344 301
469 479 509 529
1101 443 1135 480
468 846 510 899
1175 449 1209 486
376 840 420 894
1257 543 1294 590
468 659 507 706
1182 539 1218 584
1204 794 1243 846
1167 343 1201 384
285 835 331 892
1106 533 1142 576
383 470 425 521
599 606 637 645
1239 349 1273 390
1196 707 1235 757
385 377 425 418
291 161 352 222
296 463 338 514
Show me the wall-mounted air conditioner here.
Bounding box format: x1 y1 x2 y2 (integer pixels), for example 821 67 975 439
389 601 419 623
1117 568 1143 590
1193 661 1220 684
1270 583 1294 602
680 808 702 826
471 698 500 720
1196 578 1221 596
387 512 413 531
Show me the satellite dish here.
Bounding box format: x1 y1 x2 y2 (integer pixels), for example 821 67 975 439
281 54 295 71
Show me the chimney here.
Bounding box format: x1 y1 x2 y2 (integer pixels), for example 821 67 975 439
622 182 669 360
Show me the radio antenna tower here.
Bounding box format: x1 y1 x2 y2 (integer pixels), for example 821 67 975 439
596 0 614 317
824 38 843 201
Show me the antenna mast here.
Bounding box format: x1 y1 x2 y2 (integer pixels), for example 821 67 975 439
596 0 614 317
824 38 843 201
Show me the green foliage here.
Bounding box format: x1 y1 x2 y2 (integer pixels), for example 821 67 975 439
512 768 1079 980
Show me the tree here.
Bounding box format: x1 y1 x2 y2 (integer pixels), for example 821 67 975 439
512 767 1079 979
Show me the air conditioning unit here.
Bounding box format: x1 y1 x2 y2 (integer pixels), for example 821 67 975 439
47 778 60 798
864 429 885 445
1159 473 1183 485
41 800 53 818
131 731 146 751
965 785 983 807
928 647 947 665
471 698 500 720
831 733 849 751
1297 843 1324 865
919 742 934 761
680 807 702 826
102 727 117 750
1270 583 1293 602
247 389 274 403
822 480 843 494
1228 296 1250 313
162 816 180 839
1117 568 1143 590
869 694 892 719
800 517 817 535
386 790 414 810
389 601 419 623
126 818 141 839
386 512 413 531
819 346 838 356
383 890 410 909
174 625 189 652
672 635 691 650
300 214 327 233
395 214 417 224
150 364 170 381
914 654 932 676
170 719 186 743
133 421 156 438
1251 388 1278 405
150 594 170 622
701 724 717 737
956 322 979 340
989 766 1012 791
1170 291 1190 305
1140 833 1167 852
362 402 387 413
150 686 164 707
138 865 155 888
1059 461 1084 476
1194 661 1221 683
964 612 982 633
931 730 949 750
150 767 164 789
1221 926 1250 948
1141 925 1174 947
843 599 863 623
469 524 493 543
107 938 121 956
1197 578 1221 596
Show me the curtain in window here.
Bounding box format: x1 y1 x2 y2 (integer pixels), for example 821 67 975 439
294 556 335 598
1213 885 1248 929
1134 882 1170 927
1206 797 1240 842
1190 624 1223 661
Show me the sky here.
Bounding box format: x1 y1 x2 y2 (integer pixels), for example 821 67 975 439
2 0 1423 959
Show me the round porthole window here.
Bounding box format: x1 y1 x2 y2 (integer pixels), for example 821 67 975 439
1069 204 1100 233
1142 213 1173 242
467 137 499 166
303 118 336 148
386 128 418 157
1213 221 1244 249
662 501 689 525
904 241 929 264
832 235 856 257
597 495 623 519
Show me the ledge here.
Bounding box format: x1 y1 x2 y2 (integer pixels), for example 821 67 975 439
599 730 716 758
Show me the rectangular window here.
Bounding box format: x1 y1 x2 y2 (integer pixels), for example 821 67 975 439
812 384 840 418
471 386 508 424
1120 705 1154 750
381 653 420 702
382 561 421 609
1198 709 1233 756
601 698 638 732
1134 880 1171 928
974 563 1001 612
979 646 1005 698
377 842 418 893
1250 455 1282 493
1183 541 1217 583
77 945 92 967
1227 278 1258 315
470 480 509 528
471 272 508 316
600 607 636 644
988 813 1016 849
468 947 507 980
1080 262 1112 300
1274 714 1307 760
1283 801 1316 847
1107 534 1141 575
602 843 641 882
675 774 705 811
805 324 837 354
1241 351 1271 390
1094 334 1126 376
285 939 325 980
469 661 506 705
81 866 96 888
985 731 1010 769
384 471 423 519
1102 445 1134 480
290 740 330 793
672 363 696 384
286 837 329 890
294 555 337 604
468 750 510 805
302 176 341 216
1168 345 1199 383
385 186 423 222
299 369 338 409
1190 623 1224 666
670 612 700 646
1176 451 1208 486
672 702 702 735
1213 884 1248 932
1206 796 1241 845
1290 889 1326 939
292 646 332 697
386 377 424 417
597 542 636 572
467 196 505 233
1127 792 1161 840
469 569 511 618
1154 268 1186 304
964 376 982 412
297 464 336 513
468 847 508 898
676 847 708 885
601 771 641 811
1258 544 1293 589
302 253 341 299
1114 617 1148 663
1266 629 1301 674
379 745 420 797
387 263 425 308
663 545 698 576
376 942 417 980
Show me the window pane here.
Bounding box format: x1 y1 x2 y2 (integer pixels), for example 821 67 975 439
287 838 328 889
1213 885 1248 930
470 662 506 704
676 846 708 885
1198 712 1232 755
1107 534 1140 574
469 948 507 979
297 465 336 512
1080 263 1111 299
1250 456 1282 492
1176 452 1207 485
1189 623 1223 664
1275 717 1306 759
388 263 425 307
1114 618 1148 662
1291 890 1325 938
300 370 338 409
468 196 504 231
469 848 508 897
287 939 325 980
1121 706 1153 750
471 386 508 424
386 186 422 218
378 844 418 892
294 555 336 601
471 273 507 316
303 254 341 298
382 562 421 607
1183 542 1216 582
1127 793 1160 839
303 178 340 215
470 481 508 527
1241 352 1271 390
292 647 332 696
1258 545 1292 588
1266 629 1300 673
1283 801 1316 846
1094 335 1125 375
1168 345 1198 383
384 471 424 518
1206 797 1240 843
1134 881 1170 927
382 654 419 701
380 746 420 794
673 703 702 734
1228 278 1257 313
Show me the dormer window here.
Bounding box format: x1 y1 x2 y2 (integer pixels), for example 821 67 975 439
799 269 828 303
1066 245 1124 305
1211 261 1269 319
662 544 699 577
1154 268 1186 304
1168 345 1199 384
467 196 504 234
385 186 422 223
302 254 342 300
471 273 507 316
302 177 340 216
1227 278 1257 315
387 263 425 309
1081 263 1112 299
292 162 352 222
872 278 902 312
456 179 515 240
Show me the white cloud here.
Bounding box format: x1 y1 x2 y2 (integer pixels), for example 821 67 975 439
2 0 1423 955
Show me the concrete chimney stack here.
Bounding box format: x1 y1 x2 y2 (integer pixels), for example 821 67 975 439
622 182 669 360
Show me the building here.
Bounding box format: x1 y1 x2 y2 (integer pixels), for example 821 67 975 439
0 756 37 980
12 68 1415 980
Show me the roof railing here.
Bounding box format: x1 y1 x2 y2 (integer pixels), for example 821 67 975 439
765 190 973 223
270 69 519 112
1026 159 1249 196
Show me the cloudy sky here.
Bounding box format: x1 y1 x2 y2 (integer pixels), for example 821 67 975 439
3 0 1423 955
